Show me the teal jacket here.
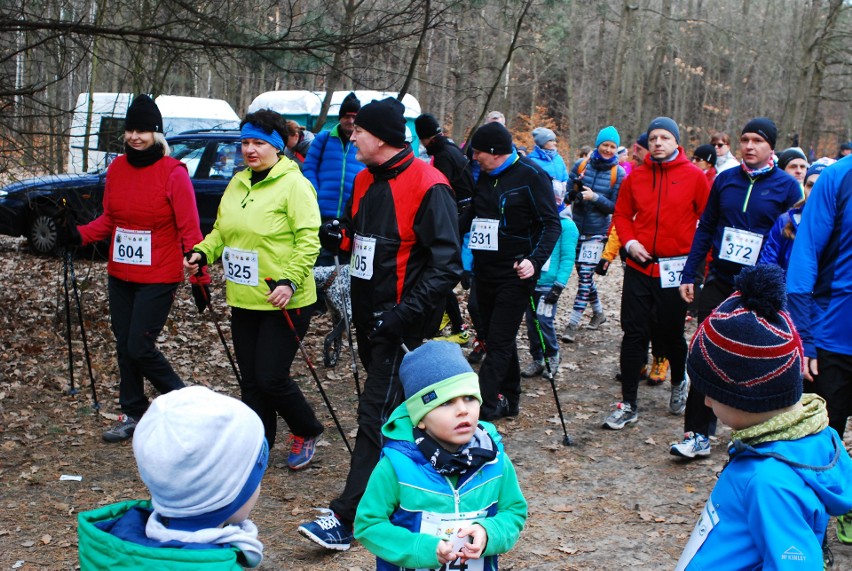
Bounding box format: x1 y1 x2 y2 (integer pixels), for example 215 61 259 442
538 214 579 288
78 500 246 570
354 404 528 570
194 157 320 310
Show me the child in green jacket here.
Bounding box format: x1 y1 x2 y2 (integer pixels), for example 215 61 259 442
354 341 528 570
77 387 268 569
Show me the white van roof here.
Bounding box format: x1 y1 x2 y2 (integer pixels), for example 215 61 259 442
154 95 240 122
248 90 421 119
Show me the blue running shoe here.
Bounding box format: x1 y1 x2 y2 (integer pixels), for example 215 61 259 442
298 508 353 551
288 435 317 470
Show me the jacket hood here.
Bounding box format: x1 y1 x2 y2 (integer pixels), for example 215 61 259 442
235 154 301 187
529 146 557 163
729 429 852 517
382 402 503 448
643 146 691 170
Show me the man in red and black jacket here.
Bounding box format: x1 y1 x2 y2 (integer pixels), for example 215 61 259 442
607 117 710 431
298 97 462 551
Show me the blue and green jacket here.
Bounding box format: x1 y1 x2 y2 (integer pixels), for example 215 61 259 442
78 500 247 570
354 404 527 571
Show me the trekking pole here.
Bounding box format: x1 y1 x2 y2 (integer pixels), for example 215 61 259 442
185 254 242 384
528 295 571 446
62 250 77 395
333 251 361 397
265 278 352 454
66 251 100 410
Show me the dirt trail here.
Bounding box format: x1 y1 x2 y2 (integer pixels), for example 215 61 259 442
0 235 849 570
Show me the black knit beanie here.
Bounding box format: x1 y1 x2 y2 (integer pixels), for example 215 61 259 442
687 265 803 413
741 117 777 149
471 122 513 155
339 92 361 117
777 147 808 170
355 97 407 148
693 144 717 165
414 114 441 140
125 95 163 133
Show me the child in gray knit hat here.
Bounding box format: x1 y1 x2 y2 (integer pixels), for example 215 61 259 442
675 265 852 570
78 386 269 569
355 341 527 571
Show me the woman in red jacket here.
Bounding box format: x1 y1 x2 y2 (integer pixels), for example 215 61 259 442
68 95 207 443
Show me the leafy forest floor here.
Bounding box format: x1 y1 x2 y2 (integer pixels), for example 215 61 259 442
0 234 850 570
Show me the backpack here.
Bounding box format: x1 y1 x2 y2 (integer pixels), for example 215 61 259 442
577 158 618 188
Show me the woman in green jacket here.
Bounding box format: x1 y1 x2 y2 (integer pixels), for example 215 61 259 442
186 110 323 470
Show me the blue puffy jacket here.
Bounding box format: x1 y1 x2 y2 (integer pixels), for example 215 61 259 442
568 156 624 237
302 126 365 219
537 213 579 288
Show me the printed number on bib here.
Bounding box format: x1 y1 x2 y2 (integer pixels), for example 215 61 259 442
578 241 604 264
719 227 762 266
674 499 719 571
350 235 376 280
659 256 687 289
112 228 152 266
416 510 486 571
468 218 498 251
223 247 259 286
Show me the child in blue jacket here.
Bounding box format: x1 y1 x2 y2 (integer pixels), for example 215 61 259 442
675 265 852 570
521 203 579 379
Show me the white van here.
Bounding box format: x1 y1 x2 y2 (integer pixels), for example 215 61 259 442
67 93 240 173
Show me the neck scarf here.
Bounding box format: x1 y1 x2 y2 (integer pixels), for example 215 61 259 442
125 144 164 167
590 148 619 169
488 148 519 177
413 425 497 476
732 394 829 447
146 512 264 568
741 159 775 179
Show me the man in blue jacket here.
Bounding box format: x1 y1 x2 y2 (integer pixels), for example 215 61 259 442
674 117 803 460
787 154 852 545
303 92 366 265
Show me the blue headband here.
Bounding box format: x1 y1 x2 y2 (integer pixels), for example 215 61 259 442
241 123 284 151
163 438 269 531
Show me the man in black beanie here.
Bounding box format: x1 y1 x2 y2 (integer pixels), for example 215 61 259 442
459 122 561 420
303 91 365 265
673 116 804 460
299 96 462 551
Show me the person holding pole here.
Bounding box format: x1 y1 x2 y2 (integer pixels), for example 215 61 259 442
298 97 462 551
185 109 324 471
63 95 205 443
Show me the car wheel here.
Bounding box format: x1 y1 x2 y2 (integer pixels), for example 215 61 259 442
27 212 59 255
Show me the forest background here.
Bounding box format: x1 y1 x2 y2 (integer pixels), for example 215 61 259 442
2 0 851 179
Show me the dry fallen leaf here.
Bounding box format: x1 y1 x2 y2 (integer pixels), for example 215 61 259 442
41 534 51 544
550 504 575 513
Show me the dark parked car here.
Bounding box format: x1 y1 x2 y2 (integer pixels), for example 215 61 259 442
0 130 243 254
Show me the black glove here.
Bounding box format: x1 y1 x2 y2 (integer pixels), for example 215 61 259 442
319 220 342 253
187 250 208 269
460 270 472 290
543 284 563 304
595 258 610 276
191 283 210 313
371 309 405 341
56 210 82 248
